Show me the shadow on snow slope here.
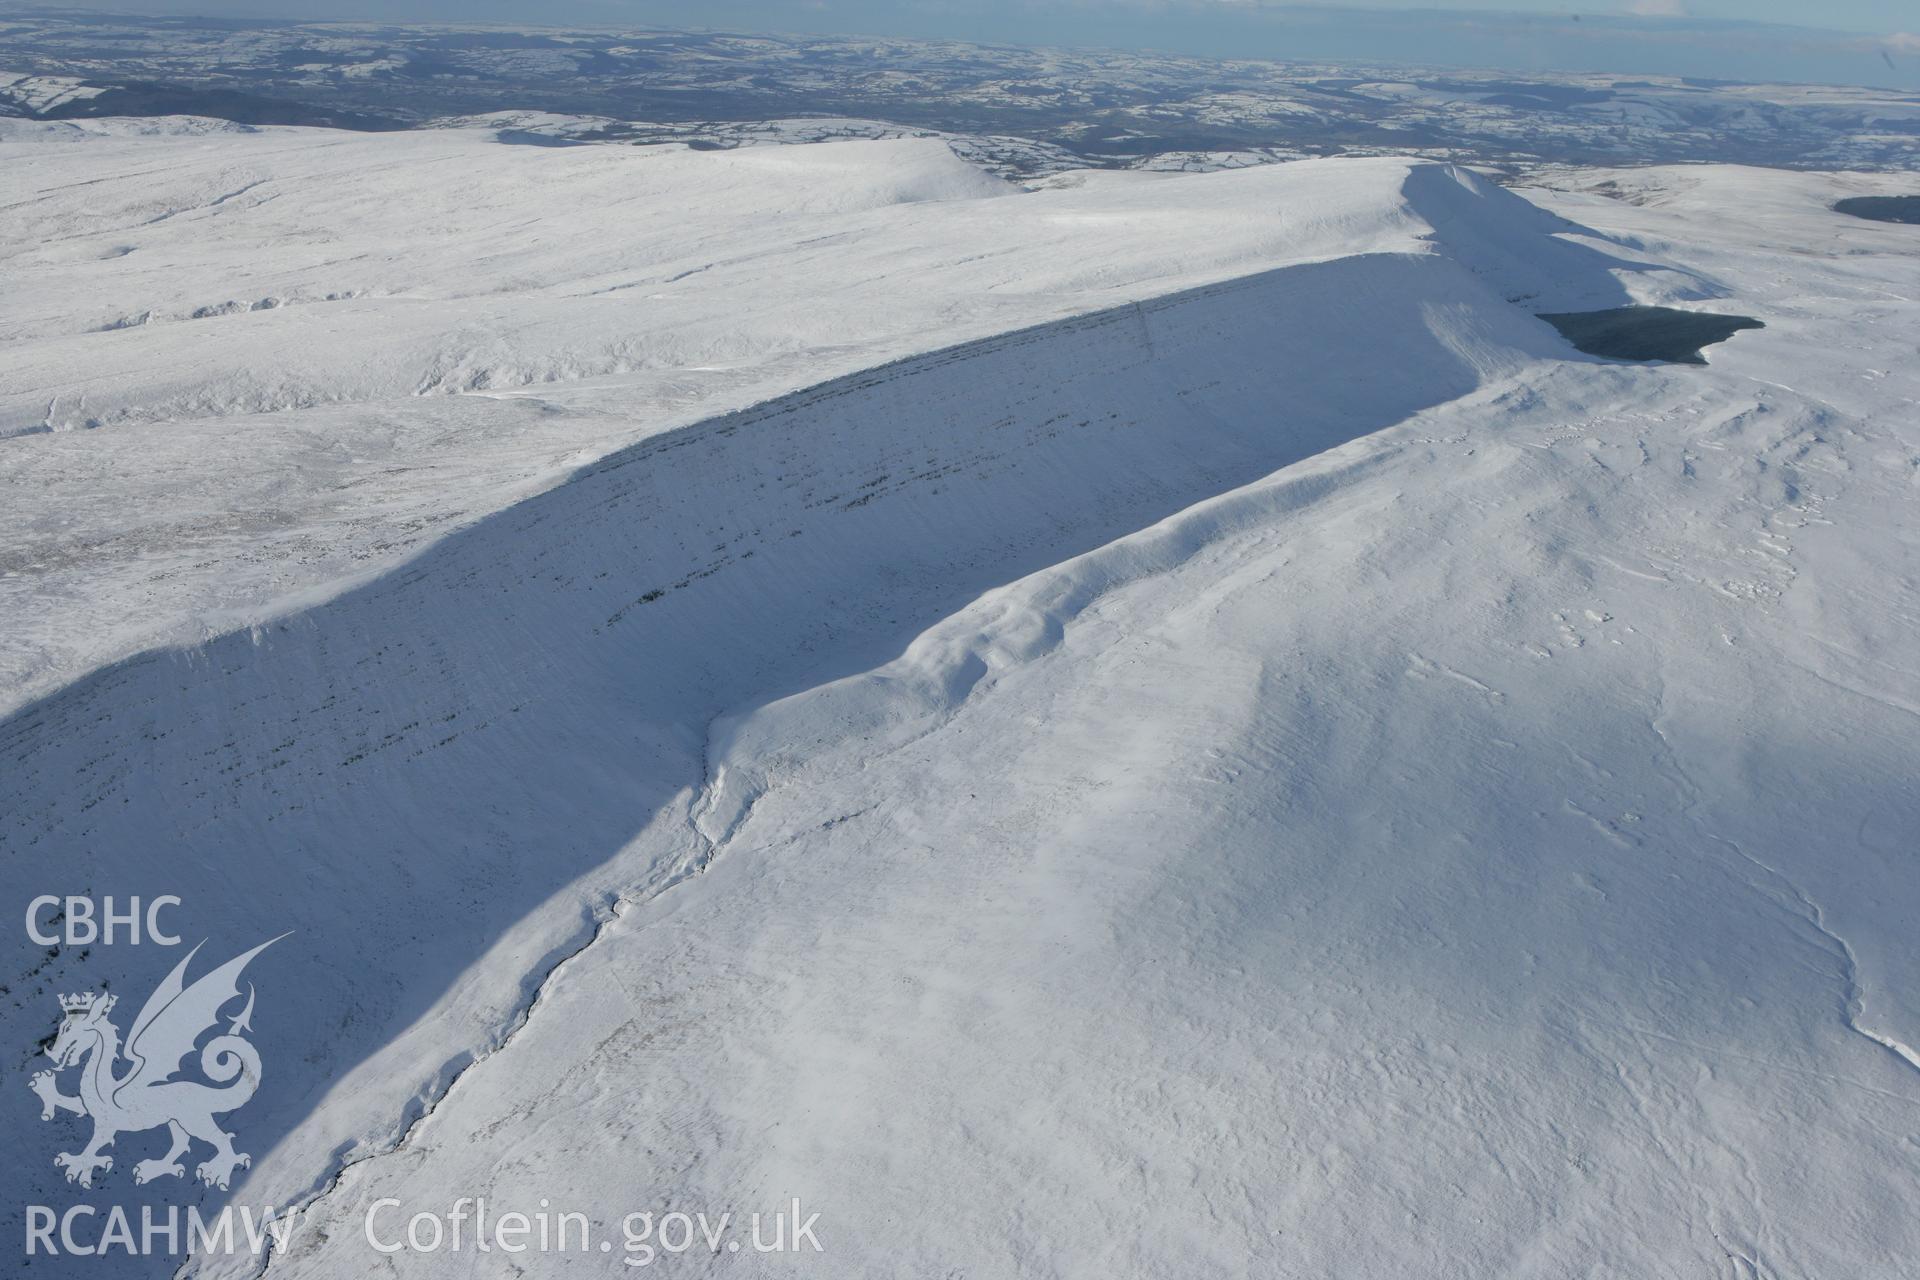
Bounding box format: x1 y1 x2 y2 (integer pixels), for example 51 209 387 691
0 165 1664 1267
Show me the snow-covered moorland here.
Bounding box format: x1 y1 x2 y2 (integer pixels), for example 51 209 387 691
2 117 1917 1278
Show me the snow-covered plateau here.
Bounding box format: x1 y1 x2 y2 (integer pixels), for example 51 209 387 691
3 118 1918 1278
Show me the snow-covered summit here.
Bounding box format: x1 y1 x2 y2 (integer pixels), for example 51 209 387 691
0 123 1710 717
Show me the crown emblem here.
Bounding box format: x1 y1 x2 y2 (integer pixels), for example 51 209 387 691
59 992 113 1016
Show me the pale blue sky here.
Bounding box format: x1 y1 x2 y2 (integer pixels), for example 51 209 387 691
1223 2 1906 35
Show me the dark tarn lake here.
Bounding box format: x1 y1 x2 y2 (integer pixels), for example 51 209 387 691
1538 306 1763 366
1834 196 1920 225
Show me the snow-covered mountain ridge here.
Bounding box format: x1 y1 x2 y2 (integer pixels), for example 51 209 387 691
3 123 1917 1278
0 121 1721 716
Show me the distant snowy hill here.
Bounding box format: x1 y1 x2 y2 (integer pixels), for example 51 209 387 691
2 120 1916 1278
4 14 1919 173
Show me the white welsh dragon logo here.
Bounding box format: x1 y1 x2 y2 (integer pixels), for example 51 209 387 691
30 936 283 1192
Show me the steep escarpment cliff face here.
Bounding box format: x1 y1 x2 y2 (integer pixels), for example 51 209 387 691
0 131 1517 709
5 125 1916 1280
